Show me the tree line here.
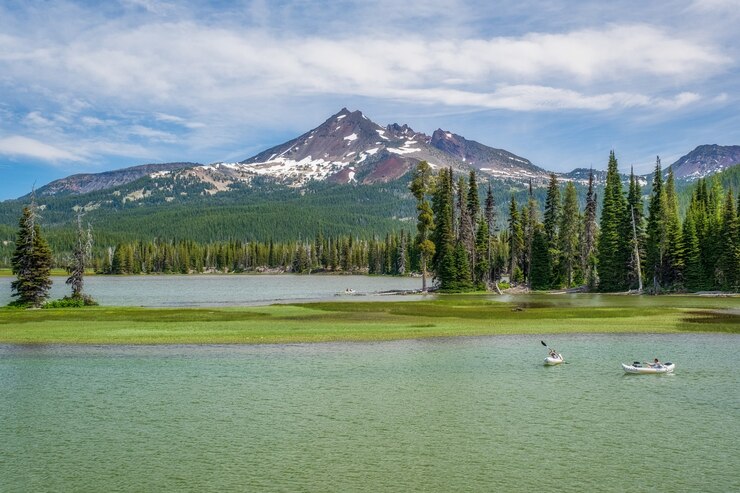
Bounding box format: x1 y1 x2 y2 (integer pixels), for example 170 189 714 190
410 153 739 293
8 152 740 306
97 232 415 276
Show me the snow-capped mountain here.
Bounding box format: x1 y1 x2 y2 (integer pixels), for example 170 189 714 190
233 107 548 187
19 109 739 202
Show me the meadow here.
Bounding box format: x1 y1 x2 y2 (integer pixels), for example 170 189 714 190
1 294 737 344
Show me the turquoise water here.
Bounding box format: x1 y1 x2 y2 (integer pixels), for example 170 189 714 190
1 333 738 492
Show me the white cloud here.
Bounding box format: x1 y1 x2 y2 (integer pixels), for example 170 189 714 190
0 135 84 162
129 125 178 143
1 23 727 116
23 111 54 128
384 86 702 112
154 112 206 129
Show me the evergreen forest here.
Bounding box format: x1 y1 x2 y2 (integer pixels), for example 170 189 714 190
2 156 740 294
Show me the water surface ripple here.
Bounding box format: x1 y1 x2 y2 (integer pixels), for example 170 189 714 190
1 333 738 492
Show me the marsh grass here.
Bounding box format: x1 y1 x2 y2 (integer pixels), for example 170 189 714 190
0 295 737 344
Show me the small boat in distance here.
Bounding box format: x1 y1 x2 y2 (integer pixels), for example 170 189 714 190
541 340 564 365
622 362 675 374
544 352 564 365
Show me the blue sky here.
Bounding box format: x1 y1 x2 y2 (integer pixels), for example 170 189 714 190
1 0 738 200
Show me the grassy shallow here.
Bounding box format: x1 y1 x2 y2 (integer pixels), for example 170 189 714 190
0 294 738 344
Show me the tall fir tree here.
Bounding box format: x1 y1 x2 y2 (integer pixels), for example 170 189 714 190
457 176 474 276
508 195 524 283
66 212 94 302
681 212 703 292
543 173 561 287
431 168 456 289
719 190 739 291
524 181 538 288
597 151 630 292
582 168 599 290
646 156 667 292
627 167 646 290
474 217 490 289
663 167 684 287
11 204 53 307
543 173 560 246
410 161 436 291
484 183 496 283
529 225 550 290
559 181 580 288
466 170 480 282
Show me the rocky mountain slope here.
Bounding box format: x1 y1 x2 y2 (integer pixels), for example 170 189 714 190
238 108 548 187
667 144 740 180
33 162 198 197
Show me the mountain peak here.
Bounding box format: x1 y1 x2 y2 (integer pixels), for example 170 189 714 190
668 144 740 179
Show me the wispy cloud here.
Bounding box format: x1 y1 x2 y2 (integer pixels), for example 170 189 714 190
0 135 85 162
0 0 736 180
3 22 727 114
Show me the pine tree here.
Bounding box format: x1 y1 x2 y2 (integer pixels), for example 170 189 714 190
11 204 53 307
682 212 703 292
664 167 684 287
508 195 524 284
466 170 480 282
646 156 666 292
530 225 550 290
449 242 471 291
410 161 436 291
543 173 560 246
627 167 646 290
66 213 94 302
582 168 599 289
523 181 539 289
597 151 630 292
474 217 490 289
484 183 496 284
543 173 561 287
719 190 739 291
457 176 475 276
432 168 456 289
559 181 580 288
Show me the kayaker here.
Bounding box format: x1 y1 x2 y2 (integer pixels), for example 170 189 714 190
649 358 663 368
549 349 558 358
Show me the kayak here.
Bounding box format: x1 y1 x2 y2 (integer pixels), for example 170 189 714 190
622 362 675 374
544 353 564 366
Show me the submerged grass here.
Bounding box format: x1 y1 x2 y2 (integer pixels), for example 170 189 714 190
0 295 737 344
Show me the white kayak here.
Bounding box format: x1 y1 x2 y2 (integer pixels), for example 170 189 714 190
622 362 675 374
544 353 564 366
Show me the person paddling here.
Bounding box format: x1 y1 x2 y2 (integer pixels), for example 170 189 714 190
649 358 663 369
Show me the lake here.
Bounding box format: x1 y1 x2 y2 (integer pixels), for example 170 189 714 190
0 274 425 307
1 334 738 492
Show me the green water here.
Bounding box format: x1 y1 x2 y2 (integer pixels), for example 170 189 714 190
1 334 738 492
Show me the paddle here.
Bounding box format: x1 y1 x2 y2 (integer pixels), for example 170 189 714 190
541 340 568 363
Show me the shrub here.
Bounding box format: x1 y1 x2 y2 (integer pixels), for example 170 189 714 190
43 295 98 308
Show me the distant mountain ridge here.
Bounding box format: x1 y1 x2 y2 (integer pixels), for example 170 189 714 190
667 144 740 180
33 162 199 197
11 109 740 202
